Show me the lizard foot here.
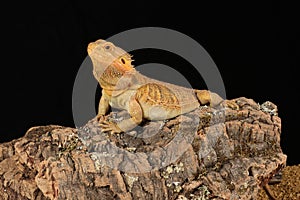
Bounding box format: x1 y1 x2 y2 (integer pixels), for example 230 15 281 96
96 114 106 122
222 100 239 110
99 121 122 134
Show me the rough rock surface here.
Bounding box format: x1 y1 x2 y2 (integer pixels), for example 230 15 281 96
258 164 300 199
0 97 286 199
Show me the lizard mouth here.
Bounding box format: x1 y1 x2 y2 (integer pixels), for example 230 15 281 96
87 42 96 56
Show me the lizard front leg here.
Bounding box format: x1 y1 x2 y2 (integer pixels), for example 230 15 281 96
100 96 143 134
96 92 110 121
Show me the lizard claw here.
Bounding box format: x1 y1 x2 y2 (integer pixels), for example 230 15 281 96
96 114 105 122
99 120 122 134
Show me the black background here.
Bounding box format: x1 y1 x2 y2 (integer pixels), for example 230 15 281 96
2 1 299 165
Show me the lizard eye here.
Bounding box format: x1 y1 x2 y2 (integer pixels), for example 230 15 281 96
103 43 113 51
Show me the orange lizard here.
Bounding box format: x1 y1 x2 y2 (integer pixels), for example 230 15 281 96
87 39 237 134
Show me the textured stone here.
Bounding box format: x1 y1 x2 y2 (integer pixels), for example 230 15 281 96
0 97 287 199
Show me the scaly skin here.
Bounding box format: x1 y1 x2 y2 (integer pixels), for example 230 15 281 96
87 39 236 134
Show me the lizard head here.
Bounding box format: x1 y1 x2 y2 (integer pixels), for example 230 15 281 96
87 39 134 81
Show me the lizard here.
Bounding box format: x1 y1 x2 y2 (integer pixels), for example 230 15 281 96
87 39 238 134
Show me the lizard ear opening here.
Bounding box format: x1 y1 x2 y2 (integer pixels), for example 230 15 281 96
121 58 126 64
119 57 133 66
115 56 134 72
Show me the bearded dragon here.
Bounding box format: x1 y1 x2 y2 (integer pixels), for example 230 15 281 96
87 39 237 134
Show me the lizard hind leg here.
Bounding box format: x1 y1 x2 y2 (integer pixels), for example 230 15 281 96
195 90 223 107
99 96 143 134
195 90 239 110
117 97 143 132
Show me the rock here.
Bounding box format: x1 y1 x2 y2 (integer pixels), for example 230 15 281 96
0 97 286 199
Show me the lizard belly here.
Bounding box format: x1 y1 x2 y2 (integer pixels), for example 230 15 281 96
140 102 200 120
